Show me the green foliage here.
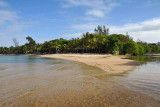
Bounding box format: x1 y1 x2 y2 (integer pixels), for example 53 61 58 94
137 44 145 55
26 36 36 45
0 26 160 55
107 34 124 54
25 36 36 53
124 41 138 55
157 47 160 52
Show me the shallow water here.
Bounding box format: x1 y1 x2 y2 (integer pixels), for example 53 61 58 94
115 57 160 101
0 55 160 107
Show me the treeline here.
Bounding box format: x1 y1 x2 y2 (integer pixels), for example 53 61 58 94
0 28 160 56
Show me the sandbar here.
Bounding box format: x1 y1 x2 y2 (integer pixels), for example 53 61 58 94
39 54 139 73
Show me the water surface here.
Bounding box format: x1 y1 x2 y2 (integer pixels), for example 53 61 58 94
0 55 160 107
115 57 160 101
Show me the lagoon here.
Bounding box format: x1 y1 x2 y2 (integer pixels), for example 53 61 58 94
0 55 160 106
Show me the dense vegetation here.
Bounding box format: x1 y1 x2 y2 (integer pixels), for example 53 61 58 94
0 26 160 56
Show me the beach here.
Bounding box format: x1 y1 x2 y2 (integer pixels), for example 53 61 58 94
39 54 139 73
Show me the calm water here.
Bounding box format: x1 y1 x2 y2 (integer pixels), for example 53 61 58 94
116 57 160 101
145 54 160 56
0 55 160 107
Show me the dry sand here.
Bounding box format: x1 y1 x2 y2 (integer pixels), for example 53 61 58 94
39 54 139 73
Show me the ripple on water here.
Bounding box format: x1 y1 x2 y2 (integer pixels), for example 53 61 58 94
115 58 160 101
0 55 160 107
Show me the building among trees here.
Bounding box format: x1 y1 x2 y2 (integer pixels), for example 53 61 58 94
157 42 160 46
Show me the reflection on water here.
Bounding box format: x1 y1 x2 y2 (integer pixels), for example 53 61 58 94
116 57 160 101
0 55 160 107
125 56 153 64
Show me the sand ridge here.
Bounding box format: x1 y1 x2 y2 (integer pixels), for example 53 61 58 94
39 54 139 73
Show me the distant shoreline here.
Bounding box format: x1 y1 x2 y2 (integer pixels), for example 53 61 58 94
38 54 139 73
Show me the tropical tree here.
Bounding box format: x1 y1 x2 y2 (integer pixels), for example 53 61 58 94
25 36 36 53
124 41 139 55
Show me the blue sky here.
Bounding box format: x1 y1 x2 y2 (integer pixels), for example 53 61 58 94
0 0 160 46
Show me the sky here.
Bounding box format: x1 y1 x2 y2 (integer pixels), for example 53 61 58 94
0 0 160 47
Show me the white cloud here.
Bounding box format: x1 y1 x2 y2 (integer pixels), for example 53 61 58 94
0 9 22 46
63 33 82 39
0 1 17 25
71 23 99 31
0 1 38 46
86 10 104 17
68 18 160 43
143 0 153 7
0 10 18 24
109 18 160 43
0 0 9 7
109 18 160 32
63 0 120 18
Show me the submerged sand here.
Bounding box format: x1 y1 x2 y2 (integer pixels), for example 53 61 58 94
1 55 160 107
0 68 4 71
0 58 159 107
39 54 139 73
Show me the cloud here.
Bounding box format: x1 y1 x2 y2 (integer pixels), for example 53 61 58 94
71 23 99 31
0 1 16 24
86 10 104 17
0 8 22 46
0 1 39 46
0 10 18 24
109 18 160 43
143 0 153 7
0 0 9 7
68 18 160 43
63 33 82 39
63 0 120 18
109 18 160 32
0 1 21 46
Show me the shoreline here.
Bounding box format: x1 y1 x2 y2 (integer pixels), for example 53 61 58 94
38 54 139 73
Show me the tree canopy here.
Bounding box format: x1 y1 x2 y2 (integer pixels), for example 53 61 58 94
0 26 160 55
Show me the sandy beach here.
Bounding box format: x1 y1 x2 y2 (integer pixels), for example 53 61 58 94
39 54 139 73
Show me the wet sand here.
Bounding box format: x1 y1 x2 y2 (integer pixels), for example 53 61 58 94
39 54 139 73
